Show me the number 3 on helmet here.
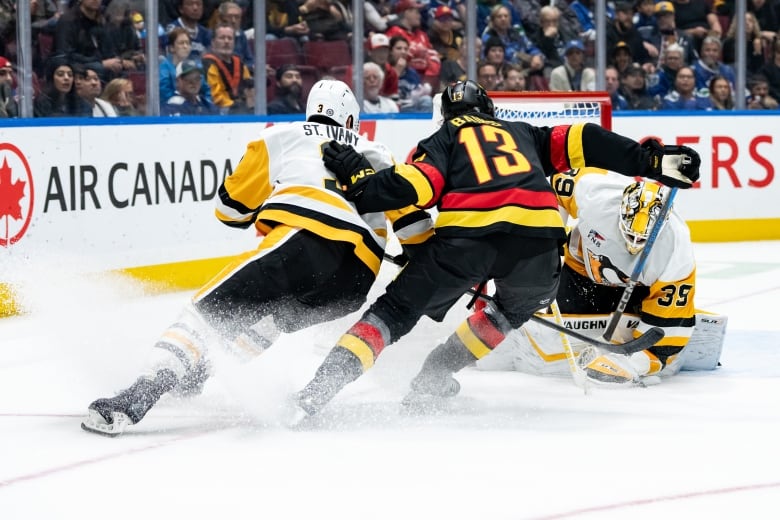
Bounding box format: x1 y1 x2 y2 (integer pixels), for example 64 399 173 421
306 79 361 133
440 80 495 121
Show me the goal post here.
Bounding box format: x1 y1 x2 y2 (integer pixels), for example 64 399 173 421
488 91 612 130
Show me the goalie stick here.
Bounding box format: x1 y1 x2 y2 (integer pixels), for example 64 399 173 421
382 254 664 354
603 187 679 341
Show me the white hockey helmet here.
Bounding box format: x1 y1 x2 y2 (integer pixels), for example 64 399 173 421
305 79 360 133
619 181 670 255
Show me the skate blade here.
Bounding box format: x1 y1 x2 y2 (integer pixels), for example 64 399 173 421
80 409 132 437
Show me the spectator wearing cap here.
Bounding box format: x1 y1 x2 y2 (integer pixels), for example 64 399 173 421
34 56 92 118
424 1 464 33
617 63 658 109
483 36 510 87
385 0 441 78
647 2 698 66
661 65 712 110
428 5 463 64
162 59 219 116
607 1 653 66
202 23 254 114
0 56 18 118
367 33 399 98
549 39 595 91
160 27 212 109
611 40 633 76
267 64 304 114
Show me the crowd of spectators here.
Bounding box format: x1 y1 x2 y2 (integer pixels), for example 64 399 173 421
2 0 780 118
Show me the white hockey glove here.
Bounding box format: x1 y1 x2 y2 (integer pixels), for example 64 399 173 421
642 139 701 188
577 346 652 385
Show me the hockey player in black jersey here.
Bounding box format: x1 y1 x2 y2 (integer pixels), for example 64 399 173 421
293 80 701 417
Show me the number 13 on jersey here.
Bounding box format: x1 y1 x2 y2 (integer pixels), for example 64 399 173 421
459 126 532 183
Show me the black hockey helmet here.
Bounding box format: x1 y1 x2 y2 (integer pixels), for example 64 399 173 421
441 80 495 120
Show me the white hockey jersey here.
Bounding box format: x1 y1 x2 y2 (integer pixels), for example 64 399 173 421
550 167 697 354
215 122 433 275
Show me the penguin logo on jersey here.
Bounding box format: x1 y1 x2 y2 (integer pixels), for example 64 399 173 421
587 252 630 285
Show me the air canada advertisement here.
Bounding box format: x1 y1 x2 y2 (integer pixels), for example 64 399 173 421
1 115 777 281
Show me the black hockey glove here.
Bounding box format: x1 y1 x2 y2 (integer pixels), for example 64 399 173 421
322 140 376 197
642 139 701 188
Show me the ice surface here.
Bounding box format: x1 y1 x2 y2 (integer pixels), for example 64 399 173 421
1 241 779 519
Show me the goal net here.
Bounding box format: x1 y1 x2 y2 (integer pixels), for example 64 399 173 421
489 91 612 130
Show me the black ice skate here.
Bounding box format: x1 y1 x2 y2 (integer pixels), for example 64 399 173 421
81 369 178 437
288 347 363 425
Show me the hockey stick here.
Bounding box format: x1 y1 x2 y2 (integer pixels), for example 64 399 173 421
549 300 589 393
602 187 679 341
382 254 664 354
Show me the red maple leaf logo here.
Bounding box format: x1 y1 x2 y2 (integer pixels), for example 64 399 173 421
0 157 25 221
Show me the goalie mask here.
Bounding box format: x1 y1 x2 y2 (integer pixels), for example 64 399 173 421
619 182 670 255
441 80 495 120
306 79 360 133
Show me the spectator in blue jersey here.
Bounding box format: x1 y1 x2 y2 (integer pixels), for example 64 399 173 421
570 0 615 41
160 27 212 109
633 0 658 42
164 0 212 61
388 36 434 112
646 42 685 98
692 36 735 96
661 66 712 110
162 59 219 116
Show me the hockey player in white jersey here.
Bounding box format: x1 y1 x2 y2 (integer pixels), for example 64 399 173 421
496 167 724 385
81 80 433 436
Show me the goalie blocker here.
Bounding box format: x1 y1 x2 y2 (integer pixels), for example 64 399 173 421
477 311 726 378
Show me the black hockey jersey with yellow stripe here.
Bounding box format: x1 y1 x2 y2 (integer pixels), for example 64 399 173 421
355 117 654 239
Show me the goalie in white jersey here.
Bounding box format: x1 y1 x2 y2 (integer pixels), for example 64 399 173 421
81 80 433 436
496 167 725 385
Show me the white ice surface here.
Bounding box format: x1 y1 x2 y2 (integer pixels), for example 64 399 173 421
1 241 779 519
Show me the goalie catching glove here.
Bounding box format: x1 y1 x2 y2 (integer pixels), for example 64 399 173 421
642 139 701 188
322 140 376 200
